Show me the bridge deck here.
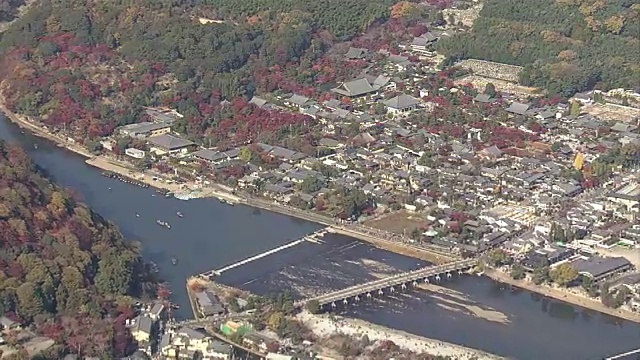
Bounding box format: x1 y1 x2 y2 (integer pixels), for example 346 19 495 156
200 228 328 278
308 259 477 305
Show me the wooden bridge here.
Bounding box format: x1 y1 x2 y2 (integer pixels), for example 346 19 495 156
305 258 478 308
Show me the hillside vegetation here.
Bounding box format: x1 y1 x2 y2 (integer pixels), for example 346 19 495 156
0 0 391 87
0 0 398 150
437 0 640 96
0 0 25 22
0 141 154 357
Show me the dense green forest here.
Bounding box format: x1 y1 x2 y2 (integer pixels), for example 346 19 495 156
0 140 155 357
202 0 394 40
437 0 640 96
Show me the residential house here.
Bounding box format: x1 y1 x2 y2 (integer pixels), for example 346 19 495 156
267 146 306 163
505 102 530 115
242 332 273 353
194 290 225 317
159 333 175 357
0 316 19 331
382 94 421 116
387 54 411 71
119 122 172 139
284 94 311 110
474 93 495 103
192 149 229 164
203 340 233 360
147 301 165 322
607 183 640 211
173 326 211 353
536 109 557 121
249 96 271 109
148 134 196 155
344 47 368 60
145 108 182 123
410 32 438 53
264 183 295 199
611 122 638 133
553 183 582 197
479 145 503 160
129 315 153 343
317 138 344 149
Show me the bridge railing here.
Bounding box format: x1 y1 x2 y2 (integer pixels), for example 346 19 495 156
307 259 477 305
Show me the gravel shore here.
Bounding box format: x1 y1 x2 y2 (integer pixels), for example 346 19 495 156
297 311 505 360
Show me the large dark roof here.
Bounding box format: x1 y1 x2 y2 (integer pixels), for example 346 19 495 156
571 256 631 278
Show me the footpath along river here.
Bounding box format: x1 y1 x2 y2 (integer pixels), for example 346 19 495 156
1 114 639 360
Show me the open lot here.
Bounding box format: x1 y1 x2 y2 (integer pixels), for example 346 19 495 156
364 210 431 234
582 103 640 123
455 75 542 97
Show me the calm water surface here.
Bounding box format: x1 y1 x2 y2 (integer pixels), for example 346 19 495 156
1 114 638 360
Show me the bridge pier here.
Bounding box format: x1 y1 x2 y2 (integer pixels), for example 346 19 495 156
306 259 478 313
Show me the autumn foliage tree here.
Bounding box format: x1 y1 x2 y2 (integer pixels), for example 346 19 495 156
0 141 155 357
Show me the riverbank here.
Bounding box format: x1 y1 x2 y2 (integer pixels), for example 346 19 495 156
0 103 94 158
484 268 640 324
0 105 454 262
85 155 242 203
297 311 504 360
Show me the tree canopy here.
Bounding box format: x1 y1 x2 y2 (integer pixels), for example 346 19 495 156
0 141 154 357
437 0 640 96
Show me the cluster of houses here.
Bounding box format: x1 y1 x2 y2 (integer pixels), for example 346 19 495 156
158 326 234 360
0 317 55 359
97 27 640 315
128 301 168 355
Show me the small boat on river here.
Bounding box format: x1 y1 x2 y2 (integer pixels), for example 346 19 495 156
171 258 177 265
157 220 171 229
176 212 183 218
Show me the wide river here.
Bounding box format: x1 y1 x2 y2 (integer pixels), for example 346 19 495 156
1 114 638 360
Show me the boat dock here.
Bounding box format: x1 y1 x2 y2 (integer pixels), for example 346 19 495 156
200 228 328 278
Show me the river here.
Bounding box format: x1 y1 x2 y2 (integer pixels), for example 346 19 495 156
1 114 638 360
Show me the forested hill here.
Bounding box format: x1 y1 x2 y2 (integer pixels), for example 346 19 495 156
0 0 392 94
437 0 640 96
202 0 394 40
0 140 153 357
